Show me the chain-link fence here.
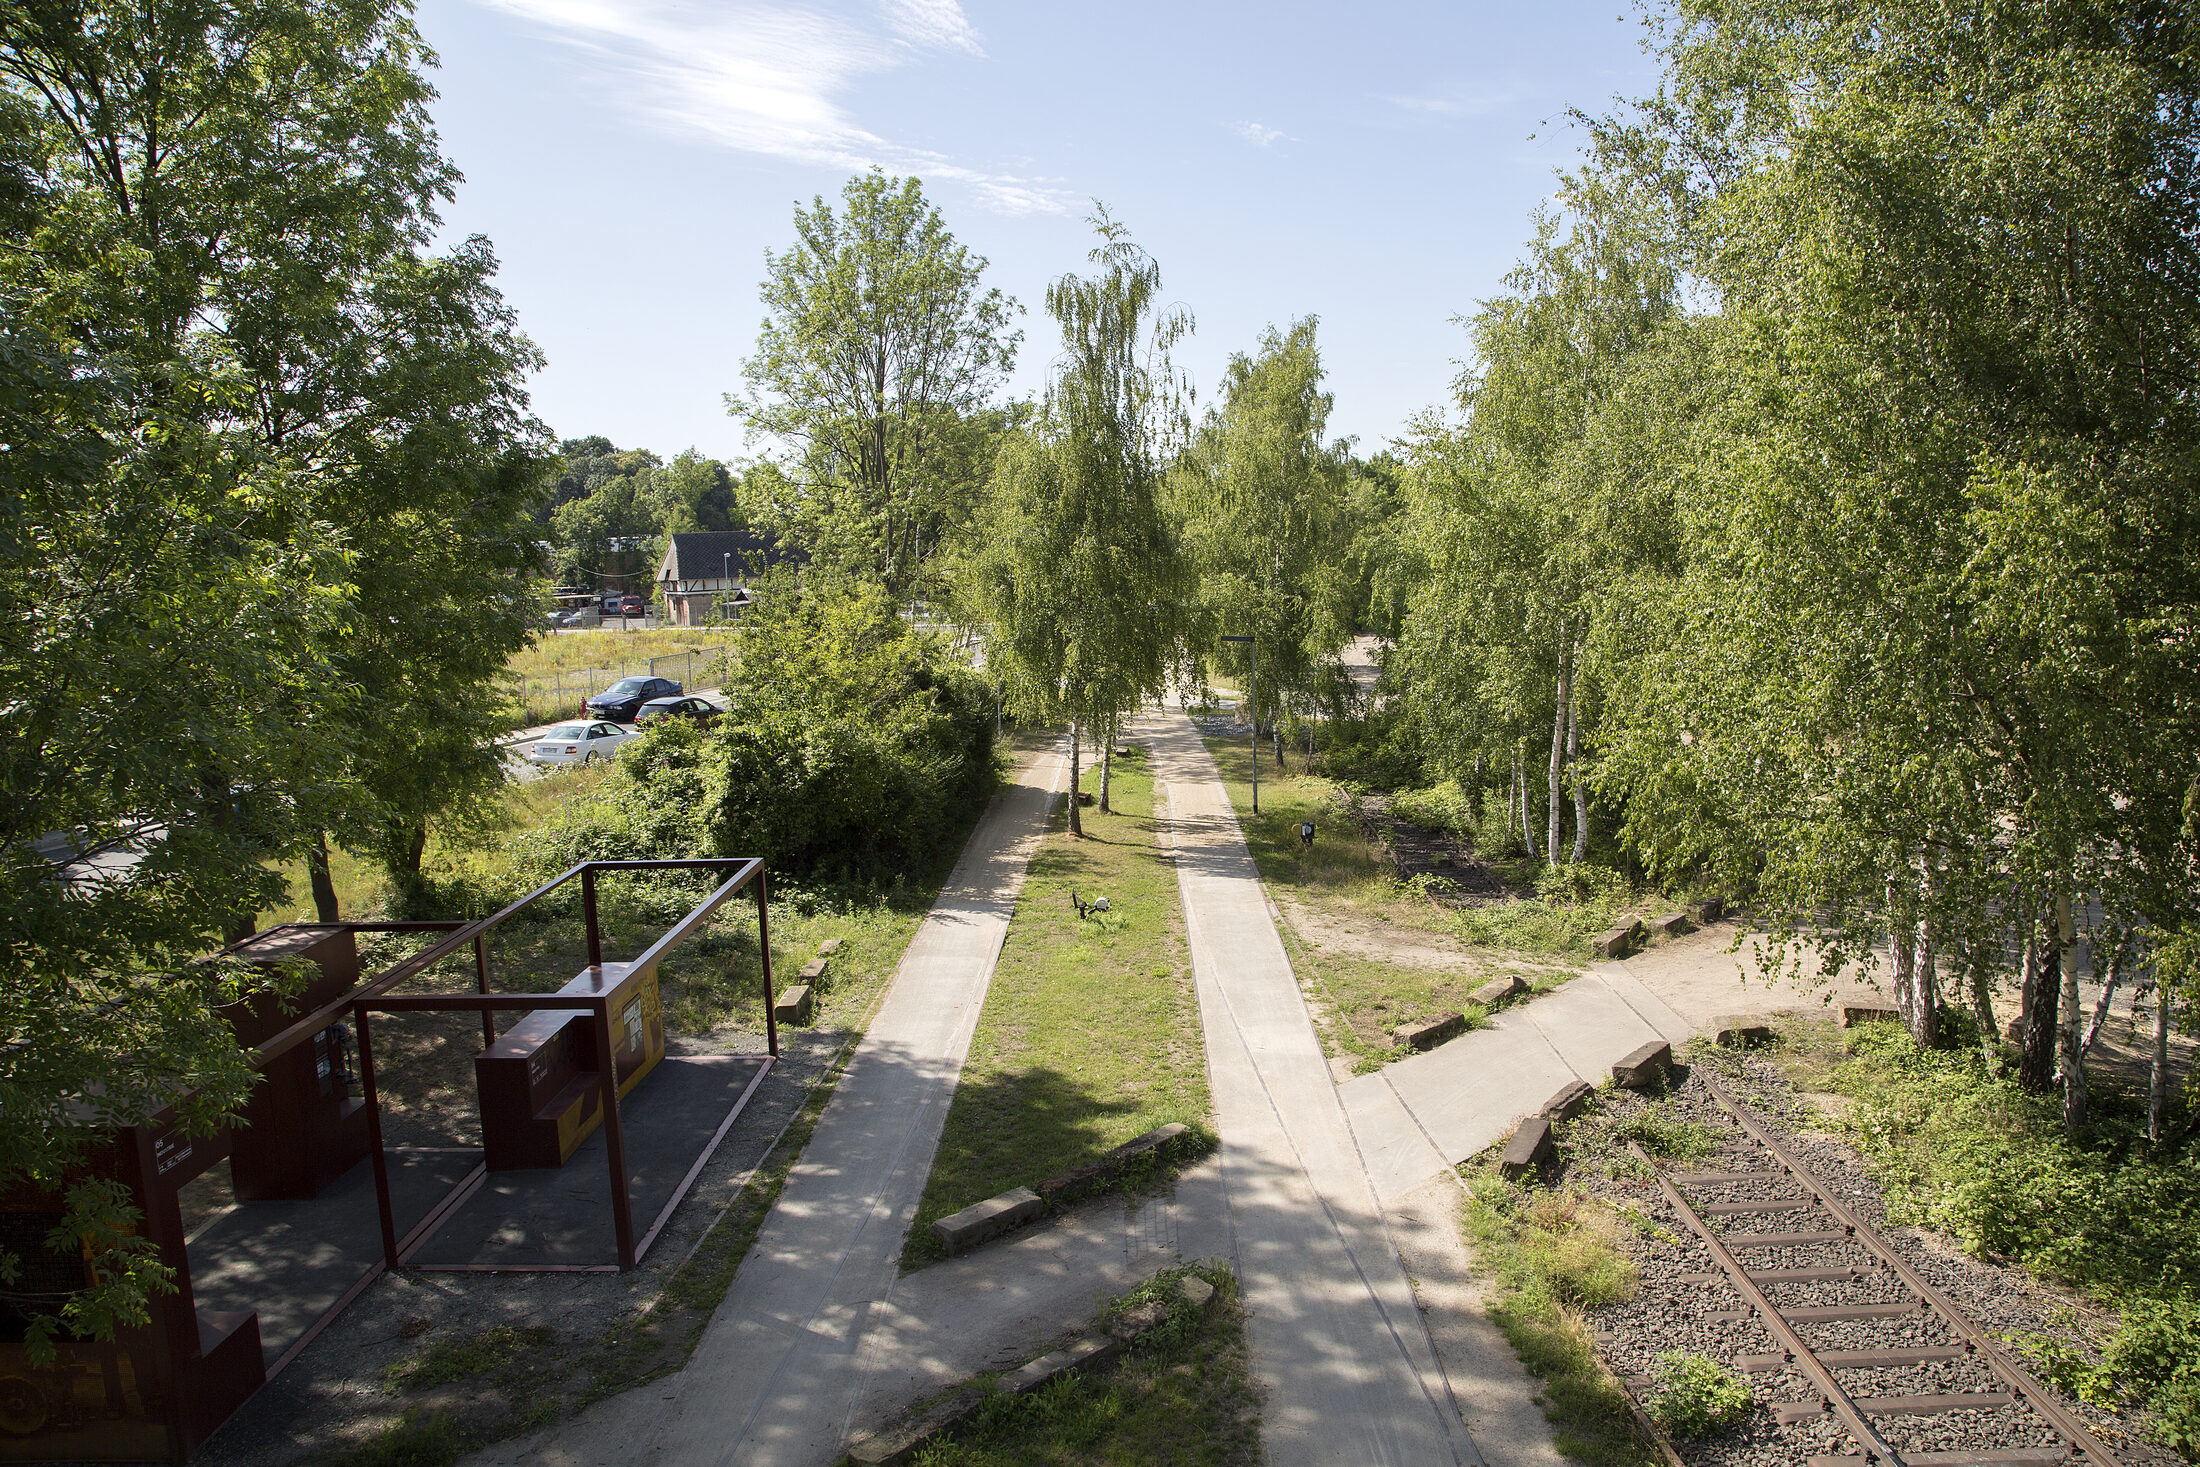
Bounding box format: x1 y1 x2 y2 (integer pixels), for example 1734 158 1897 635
516 645 729 726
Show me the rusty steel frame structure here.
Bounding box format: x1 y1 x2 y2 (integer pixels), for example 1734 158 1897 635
328 857 780 1277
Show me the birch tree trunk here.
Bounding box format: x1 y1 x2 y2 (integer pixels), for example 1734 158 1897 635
2058 887 2086 1136
1913 917 1940 1049
1516 745 1538 860
1968 944 1998 1063
1068 721 1083 837
1548 637 1568 867
1099 714 1113 813
2151 972 2172 1143
2018 909 2059 1094
1568 641 1587 862
1890 917 1917 1039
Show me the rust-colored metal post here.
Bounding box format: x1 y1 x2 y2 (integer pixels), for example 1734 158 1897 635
596 999 637 1269
474 934 497 1047
356 1005 400 1269
583 865 602 972
757 873 778 1058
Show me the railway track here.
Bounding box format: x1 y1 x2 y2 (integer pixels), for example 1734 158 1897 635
1627 1070 2119 1467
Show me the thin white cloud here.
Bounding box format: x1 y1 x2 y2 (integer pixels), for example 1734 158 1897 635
1387 85 1527 120
1229 120 1287 147
472 0 1064 212
880 0 982 54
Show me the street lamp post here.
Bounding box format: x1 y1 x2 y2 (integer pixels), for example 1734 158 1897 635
722 552 731 624
1220 633 1257 814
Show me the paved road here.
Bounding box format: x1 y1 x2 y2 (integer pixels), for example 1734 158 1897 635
1145 708 1484 1466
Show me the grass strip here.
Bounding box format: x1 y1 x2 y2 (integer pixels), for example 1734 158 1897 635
899 1262 1260 1467
902 743 1214 1270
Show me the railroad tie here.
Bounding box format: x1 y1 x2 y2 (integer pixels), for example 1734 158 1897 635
1807 1453 2075 1467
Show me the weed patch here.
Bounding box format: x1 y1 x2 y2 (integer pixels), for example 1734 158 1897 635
909 1261 1259 1467
1643 1351 1750 1438
1463 1172 1657 1467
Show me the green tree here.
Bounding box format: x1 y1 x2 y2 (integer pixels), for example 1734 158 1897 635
731 168 1021 594
1173 318 1356 768
0 0 544 1346
1588 0 2200 1095
965 211 1190 831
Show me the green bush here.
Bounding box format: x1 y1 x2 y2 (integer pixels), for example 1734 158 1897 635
1645 1351 1751 1438
1828 1027 2200 1455
516 589 996 887
1391 779 1478 839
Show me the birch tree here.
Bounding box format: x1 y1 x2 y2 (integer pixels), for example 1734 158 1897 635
964 211 1190 834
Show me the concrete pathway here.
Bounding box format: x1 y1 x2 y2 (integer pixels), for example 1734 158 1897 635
473 739 1069 1467
1341 963 1696 1204
1144 709 1484 1467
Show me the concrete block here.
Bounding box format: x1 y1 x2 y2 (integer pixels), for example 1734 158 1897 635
1470 974 1525 1009
1650 911 1689 939
932 1186 1043 1255
1592 921 1645 959
816 938 843 956
1842 1004 1900 1028
1393 1012 1467 1052
1000 1334 1120 1397
1611 1040 1673 1089
846 1386 985 1464
1691 897 1726 925
1499 1115 1555 1181
1179 1275 1216 1311
771 983 813 1025
1541 1079 1594 1122
798 957 828 983
1714 1015 1776 1047
1037 1122 1191 1204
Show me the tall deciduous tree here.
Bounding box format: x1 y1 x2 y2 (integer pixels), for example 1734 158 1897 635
1590 0 2200 1087
732 169 1020 594
0 0 545 1344
1174 318 1355 766
965 211 1190 833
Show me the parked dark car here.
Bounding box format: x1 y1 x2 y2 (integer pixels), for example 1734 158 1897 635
636 695 721 729
585 676 682 721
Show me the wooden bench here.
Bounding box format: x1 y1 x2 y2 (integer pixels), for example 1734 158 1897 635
475 962 666 1170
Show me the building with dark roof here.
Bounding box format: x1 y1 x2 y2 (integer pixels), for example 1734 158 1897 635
654 529 789 626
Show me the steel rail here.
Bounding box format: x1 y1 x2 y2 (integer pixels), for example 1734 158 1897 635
1702 1072 2117 1467
1630 1139 1910 1466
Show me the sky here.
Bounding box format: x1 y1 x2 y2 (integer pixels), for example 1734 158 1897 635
414 0 1665 463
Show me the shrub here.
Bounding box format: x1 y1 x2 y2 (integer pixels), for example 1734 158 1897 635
1645 1351 1751 1437
1391 779 1478 839
1826 1028 2200 1455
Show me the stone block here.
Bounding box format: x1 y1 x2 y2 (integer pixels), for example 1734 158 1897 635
1611 1040 1673 1089
1179 1275 1217 1311
1037 1123 1190 1204
1393 1011 1467 1051
771 983 813 1025
1842 1004 1900 1029
1650 911 1689 938
1541 1079 1594 1122
816 938 843 956
1714 1015 1776 1047
932 1186 1043 1255
1470 974 1525 1009
1110 1299 1169 1341
846 1387 985 1464
1000 1334 1120 1398
1499 1115 1555 1181
1592 921 1645 959
799 957 828 983
1691 897 1726 925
